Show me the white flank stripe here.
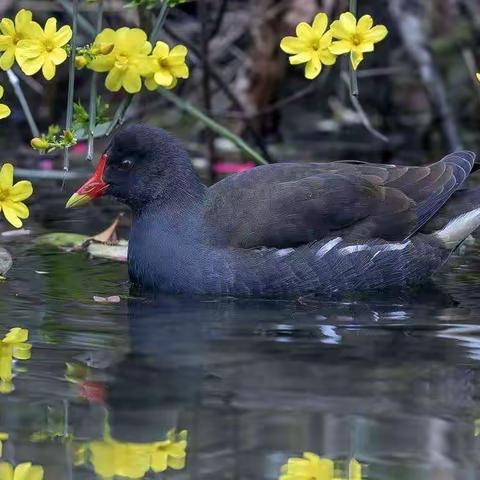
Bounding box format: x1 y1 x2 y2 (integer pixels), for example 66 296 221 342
316 237 342 257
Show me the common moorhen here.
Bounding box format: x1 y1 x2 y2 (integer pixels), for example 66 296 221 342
66 125 480 297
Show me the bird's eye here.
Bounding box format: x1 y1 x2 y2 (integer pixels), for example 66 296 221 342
118 158 134 171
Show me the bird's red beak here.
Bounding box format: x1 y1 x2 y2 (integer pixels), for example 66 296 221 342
66 154 109 208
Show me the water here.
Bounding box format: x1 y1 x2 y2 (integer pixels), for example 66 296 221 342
2 216 480 479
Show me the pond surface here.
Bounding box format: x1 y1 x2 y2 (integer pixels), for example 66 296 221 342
2 206 480 480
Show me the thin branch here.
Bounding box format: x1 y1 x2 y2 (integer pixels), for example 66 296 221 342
342 72 389 143
208 0 228 39
158 89 268 165
64 0 79 173
87 0 104 161
349 0 359 96
6 70 39 138
150 0 169 43
55 0 96 37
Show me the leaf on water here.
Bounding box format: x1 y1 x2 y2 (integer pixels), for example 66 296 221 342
87 240 128 262
0 248 13 276
93 295 121 304
35 232 89 250
92 214 123 244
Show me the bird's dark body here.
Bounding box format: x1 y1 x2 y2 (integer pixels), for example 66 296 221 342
98 125 480 298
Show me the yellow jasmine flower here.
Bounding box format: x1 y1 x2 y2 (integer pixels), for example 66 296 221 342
145 42 189 90
0 432 8 457
0 462 44 480
0 164 33 229
0 86 11 120
329 13 388 70
280 13 337 80
0 344 13 383
16 18 72 80
0 9 36 71
151 429 187 472
89 27 152 93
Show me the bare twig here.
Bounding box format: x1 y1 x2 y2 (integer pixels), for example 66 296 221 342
349 0 359 96
6 70 39 138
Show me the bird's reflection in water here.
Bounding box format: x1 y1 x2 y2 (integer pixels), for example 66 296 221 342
81 290 480 480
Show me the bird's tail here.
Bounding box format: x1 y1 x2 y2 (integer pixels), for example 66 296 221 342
434 206 480 249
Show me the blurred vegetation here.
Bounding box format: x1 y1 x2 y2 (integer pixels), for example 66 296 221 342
0 0 479 177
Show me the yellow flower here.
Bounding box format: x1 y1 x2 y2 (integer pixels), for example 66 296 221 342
89 27 152 93
145 42 189 91
280 13 337 80
2 327 32 359
151 429 187 472
16 17 72 80
279 454 362 480
0 432 8 457
0 9 36 71
0 462 44 480
329 12 388 70
477 73 480 82
0 86 11 120
0 164 33 229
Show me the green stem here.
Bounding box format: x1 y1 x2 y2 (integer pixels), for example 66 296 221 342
349 0 359 96
64 0 79 172
158 89 268 166
150 0 170 43
87 0 104 162
6 69 39 138
56 0 96 36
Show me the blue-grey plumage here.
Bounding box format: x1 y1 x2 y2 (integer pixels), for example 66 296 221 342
68 124 480 298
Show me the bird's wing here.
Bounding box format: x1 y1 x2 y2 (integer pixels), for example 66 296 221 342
204 152 475 249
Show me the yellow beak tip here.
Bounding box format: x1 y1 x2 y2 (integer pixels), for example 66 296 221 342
65 193 92 209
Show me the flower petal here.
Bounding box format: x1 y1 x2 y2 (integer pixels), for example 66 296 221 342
329 40 352 54
15 9 33 32
53 25 72 46
0 462 13 479
0 104 10 120
105 68 123 92
319 49 337 65
357 15 373 33
351 50 364 70
170 44 187 58
0 48 15 70
42 57 56 80
170 64 189 78
296 22 315 41
50 47 67 65
0 164 13 189
153 41 170 58
16 39 44 59
339 12 357 34
280 36 306 54
289 51 311 65
3 327 28 343
17 53 45 76
0 19 15 37
13 343 32 360
305 56 322 79
44 17 57 38
364 24 388 43
2 204 22 228
154 69 174 87
122 70 142 93
10 180 33 202
144 75 158 91
312 13 328 36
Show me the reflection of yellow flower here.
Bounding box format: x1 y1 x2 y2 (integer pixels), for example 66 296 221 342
0 86 11 120
145 42 189 90
329 13 388 70
83 428 188 478
151 429 187 472
0 164 33 228
0 462 44 480
16 17 72 80
477 73 480 83
0 9 36 71
280 13 336 80
89 27 152 93
0 432 8 457
279 453 362 480
3 327 32 359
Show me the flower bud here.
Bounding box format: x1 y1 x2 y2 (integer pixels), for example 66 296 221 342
31 137 50 151
98 43 114 55
75 55 88 69
63 129 76 144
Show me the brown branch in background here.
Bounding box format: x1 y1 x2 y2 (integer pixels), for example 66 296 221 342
389 0 463 151
164 25 275 162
